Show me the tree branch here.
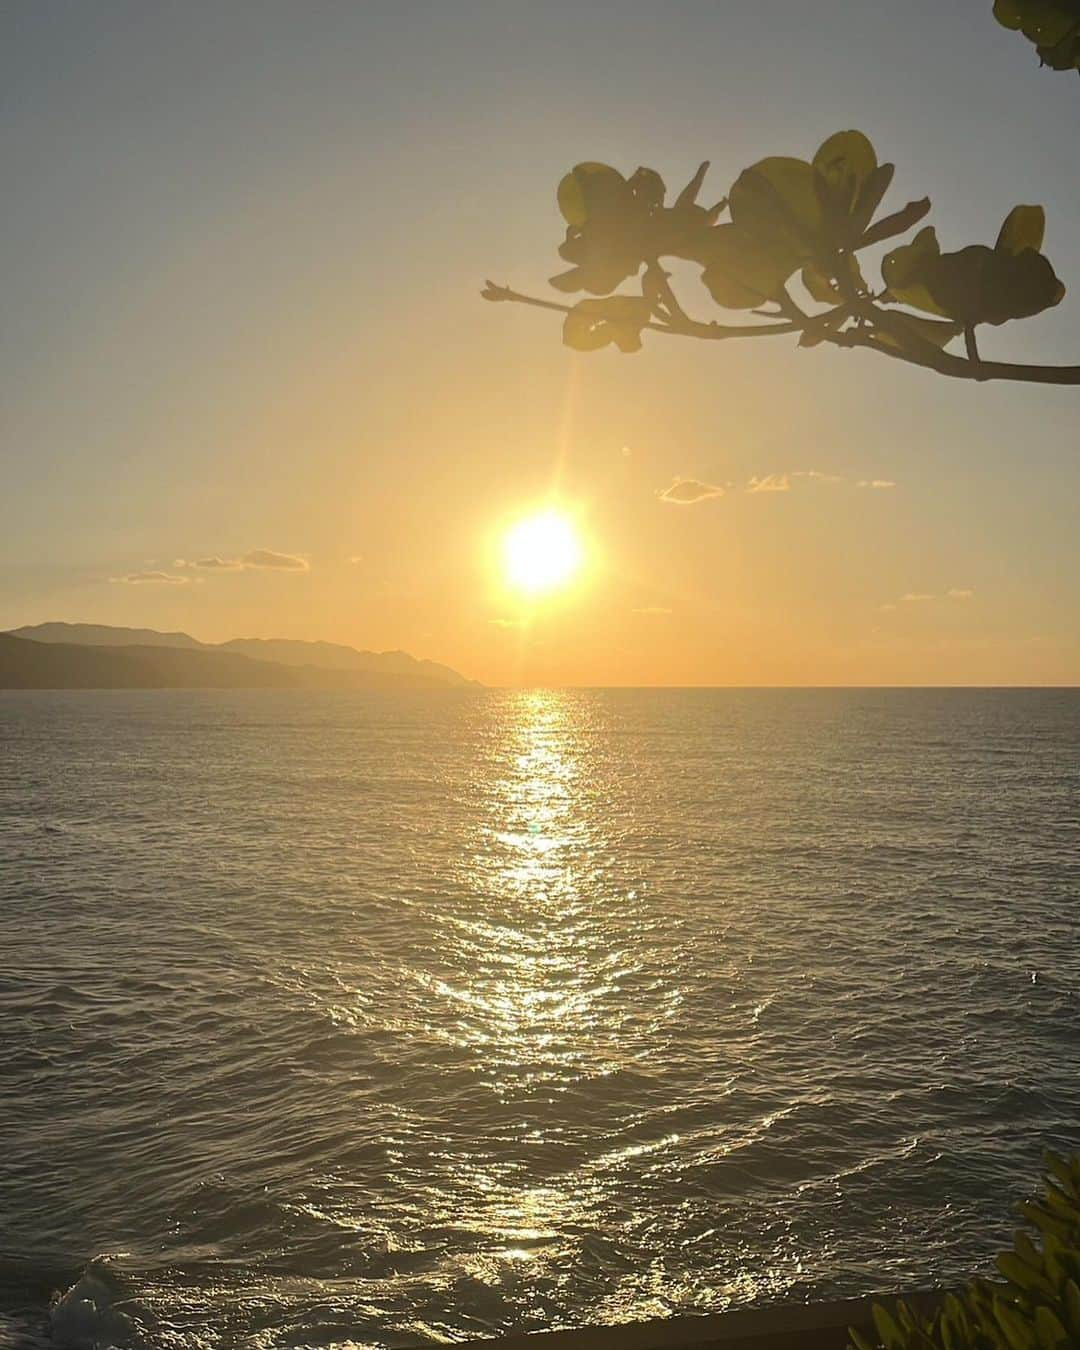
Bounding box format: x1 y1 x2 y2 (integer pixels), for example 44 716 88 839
481 281 801 340
481 281 1080 384
831 326 1080 385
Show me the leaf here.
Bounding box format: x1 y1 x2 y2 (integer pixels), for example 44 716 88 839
802 261 840 304
883 230 1065 328
813 129 878 218
1034 1306 1069 1350
628 166 666 211
998 1250 1051 1295
1022 3 1078 46
870 313 961 354
698 224 803 309
557 163 624 225
549 268 586 293
871 1305 904 1350
995 0 1025 29
859 197 932 249
562 296 653 353
1044 1152 1078 1196
847 1329 877 1350
994 1294 1038 1350
675 161 710 209
851 163 896 237
997 205 1046 255
881 226 950 317
729 156 823 251
1064 1280 1080 1336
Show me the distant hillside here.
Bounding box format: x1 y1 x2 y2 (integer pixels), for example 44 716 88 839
218 637 472 686
8 623 476 687
10 622 202 650
0 634 475 692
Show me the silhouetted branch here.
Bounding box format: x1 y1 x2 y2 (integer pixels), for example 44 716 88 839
481 281 801 340
487 131 1079 386
832 326 1080 385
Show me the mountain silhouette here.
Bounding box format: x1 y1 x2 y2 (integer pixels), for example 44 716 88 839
1 625 478 690
6 623 475 688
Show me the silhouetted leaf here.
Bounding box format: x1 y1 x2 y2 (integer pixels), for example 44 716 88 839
871 312 961 353
881 226 951 317
802 261 840 304
924 243 1066 326
997 205 1046 255
813 130 878 228
729 156 823 253
697 224 803 309
562 296 652 352
851 163 896 238
557 163 623 225
993 0 1080 72
860 196 931 249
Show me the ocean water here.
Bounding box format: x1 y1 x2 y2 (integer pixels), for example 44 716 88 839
1 688 1078 1350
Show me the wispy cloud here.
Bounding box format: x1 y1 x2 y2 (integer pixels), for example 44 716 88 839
658 477 726 505
238 548 309 571
881 589 974 611
858 479 897 489
177 549 310 573
112 571 189 585
746 473 791 493
489 617 525 629
348 555 364 565
179 556 243 571
793 470 844 484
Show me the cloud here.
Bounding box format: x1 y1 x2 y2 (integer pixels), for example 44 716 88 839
633 606 673 615
658 476 726 505
112 571 189 585
180 556 243 571
793 470 843 484
489 617 525 629
238 548 309 570
177 549 310 573
858 479 897 489
882 589 973 610
746 473 791 493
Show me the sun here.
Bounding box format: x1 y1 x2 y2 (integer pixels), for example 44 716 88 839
503 510 583 596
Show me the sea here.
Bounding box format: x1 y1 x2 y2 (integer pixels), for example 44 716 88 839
1 688 1078 1349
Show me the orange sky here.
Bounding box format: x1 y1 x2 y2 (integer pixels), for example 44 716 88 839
1 4 1077 685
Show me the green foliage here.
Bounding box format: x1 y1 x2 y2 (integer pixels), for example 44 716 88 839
562 296 653 352
541 130 1065 362
484 127 1079 383
993 0 1080 73
881 209 1065 328
551 161 721 295
849 1152 1080 1350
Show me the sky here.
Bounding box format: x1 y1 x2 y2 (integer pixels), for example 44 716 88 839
1 0 1078 686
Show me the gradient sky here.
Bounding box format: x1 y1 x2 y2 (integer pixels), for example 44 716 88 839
2 1 1078 685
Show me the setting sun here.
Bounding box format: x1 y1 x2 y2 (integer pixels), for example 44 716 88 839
503 510 583 596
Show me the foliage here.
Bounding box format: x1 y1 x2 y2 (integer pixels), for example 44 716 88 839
994 0 1080 73
849 1152 1080 1350
482 129 1077 385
